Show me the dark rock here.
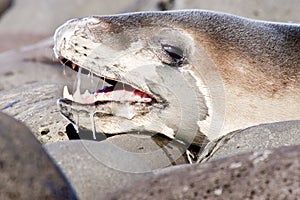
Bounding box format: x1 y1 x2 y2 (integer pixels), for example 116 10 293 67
107 145 300 199
198 120 300 162
0 112 77 199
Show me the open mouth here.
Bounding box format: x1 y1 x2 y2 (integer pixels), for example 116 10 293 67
58 57 154 105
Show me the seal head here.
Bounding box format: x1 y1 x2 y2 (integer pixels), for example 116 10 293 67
54 12 215 147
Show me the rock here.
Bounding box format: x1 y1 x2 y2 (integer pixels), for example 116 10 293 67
107 145 300 199
0 37 103 92
44 133 188 199
0 38 108 142
0 112 77 199
106 133 188 167
0 38 77 90
198 120 300 163
44 140 149 199
0 83 69 143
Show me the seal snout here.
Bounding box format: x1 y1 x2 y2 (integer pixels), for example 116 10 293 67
53 16 112 58
53 18 81 58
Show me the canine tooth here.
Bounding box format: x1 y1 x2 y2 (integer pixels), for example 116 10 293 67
63 85 73 100
73 67 82 102
63 86 68 97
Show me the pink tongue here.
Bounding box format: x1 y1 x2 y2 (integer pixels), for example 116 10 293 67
94 86 152 103
72 67 152 104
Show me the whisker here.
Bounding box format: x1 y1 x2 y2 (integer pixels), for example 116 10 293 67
99 65 108 90
61 59 69 75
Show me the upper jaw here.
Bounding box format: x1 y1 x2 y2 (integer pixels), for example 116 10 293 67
56 55 165 106
53 17 164 105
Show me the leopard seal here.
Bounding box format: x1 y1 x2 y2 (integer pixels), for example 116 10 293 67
53 10 300 153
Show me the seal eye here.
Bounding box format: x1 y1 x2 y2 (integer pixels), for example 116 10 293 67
162 44 184 66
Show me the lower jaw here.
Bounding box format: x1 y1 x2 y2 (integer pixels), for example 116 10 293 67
57 98 151 121
57 97 154 139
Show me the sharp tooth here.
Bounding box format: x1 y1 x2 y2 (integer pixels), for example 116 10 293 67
84 90 90 95
81 90 95 104
73 89 82 102
72 63 77 70
63 85 73 100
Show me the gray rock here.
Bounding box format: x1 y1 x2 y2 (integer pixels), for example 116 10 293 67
107 145 300 200
0 53 105 142
106 133 188 167
0 37 105 90
44 135 188 200
44 140 151 200
0 38 76 90
0 83 69 143
0 112 77 199
198 120 300 163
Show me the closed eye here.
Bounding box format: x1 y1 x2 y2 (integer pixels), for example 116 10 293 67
162 44 184 66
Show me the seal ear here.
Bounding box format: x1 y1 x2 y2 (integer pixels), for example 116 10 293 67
162 44 185 66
